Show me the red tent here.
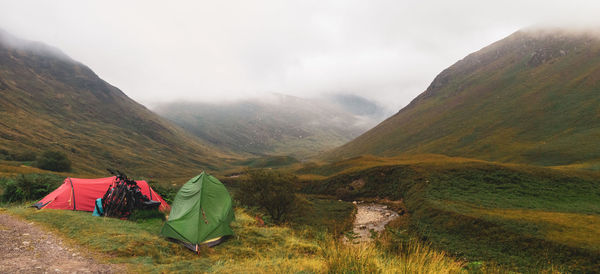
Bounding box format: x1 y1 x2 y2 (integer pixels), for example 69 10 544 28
34 177 170 212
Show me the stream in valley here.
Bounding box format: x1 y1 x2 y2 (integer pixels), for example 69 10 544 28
349 202 400 243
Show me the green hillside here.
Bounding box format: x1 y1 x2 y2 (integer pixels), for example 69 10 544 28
299 155 600 272
154 94 375 158
328 28 600 168
0 30 234 178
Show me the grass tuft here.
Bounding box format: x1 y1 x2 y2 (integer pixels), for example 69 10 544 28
320 237 464 274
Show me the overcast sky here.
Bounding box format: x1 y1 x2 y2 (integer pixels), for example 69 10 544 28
1 1 599 111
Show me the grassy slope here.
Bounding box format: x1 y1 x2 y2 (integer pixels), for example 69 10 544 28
0 161 71 178
327 29 600 168
6 207 324 273
0 160 464 273
4 203 463 273
0 30 236 178
299 155 600 272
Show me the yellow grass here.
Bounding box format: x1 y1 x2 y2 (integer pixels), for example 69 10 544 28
0 162 78 178
322 238 464 274
6 206 465 273
472 207 600 251
302 154 490 177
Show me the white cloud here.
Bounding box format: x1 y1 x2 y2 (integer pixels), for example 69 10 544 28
1 0 599 111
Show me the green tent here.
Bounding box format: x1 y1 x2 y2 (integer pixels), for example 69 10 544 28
161 172 235 250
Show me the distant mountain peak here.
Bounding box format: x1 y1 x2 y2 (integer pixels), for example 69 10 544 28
153 93 386 158
0 29 71 62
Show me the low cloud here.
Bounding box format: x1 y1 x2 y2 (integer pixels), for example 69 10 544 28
1 0 600 111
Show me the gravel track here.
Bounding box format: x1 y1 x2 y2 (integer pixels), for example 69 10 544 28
0 212 122 273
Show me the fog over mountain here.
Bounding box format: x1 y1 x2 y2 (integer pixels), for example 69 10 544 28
2 1 600 112
154 93 389 157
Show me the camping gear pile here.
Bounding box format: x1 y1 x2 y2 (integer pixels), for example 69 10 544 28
34 173 169 212
34 170 234 251
101 170 162 218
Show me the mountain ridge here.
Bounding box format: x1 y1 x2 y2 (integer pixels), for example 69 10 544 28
0 30 234 177
327 28 600 168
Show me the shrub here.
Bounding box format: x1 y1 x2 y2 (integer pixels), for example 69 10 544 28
238 169 300 222
12 151 37 161
35 150 71 172
129 209 166 222
0 149 37 161
0 149 10 160
335 187 352 201
0 174 64 203
148 181 178 204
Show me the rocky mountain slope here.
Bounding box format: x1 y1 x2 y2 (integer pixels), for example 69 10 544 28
327 28 600 167
0 29 232 176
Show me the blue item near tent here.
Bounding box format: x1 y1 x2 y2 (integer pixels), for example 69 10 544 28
92 198 104 216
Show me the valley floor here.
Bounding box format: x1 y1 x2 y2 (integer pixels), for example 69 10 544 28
3 205 465 273
0 212 122 273
3 155 598 272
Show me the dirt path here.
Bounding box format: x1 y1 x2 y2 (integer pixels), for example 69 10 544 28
0 212 122 273
350 202 399 243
